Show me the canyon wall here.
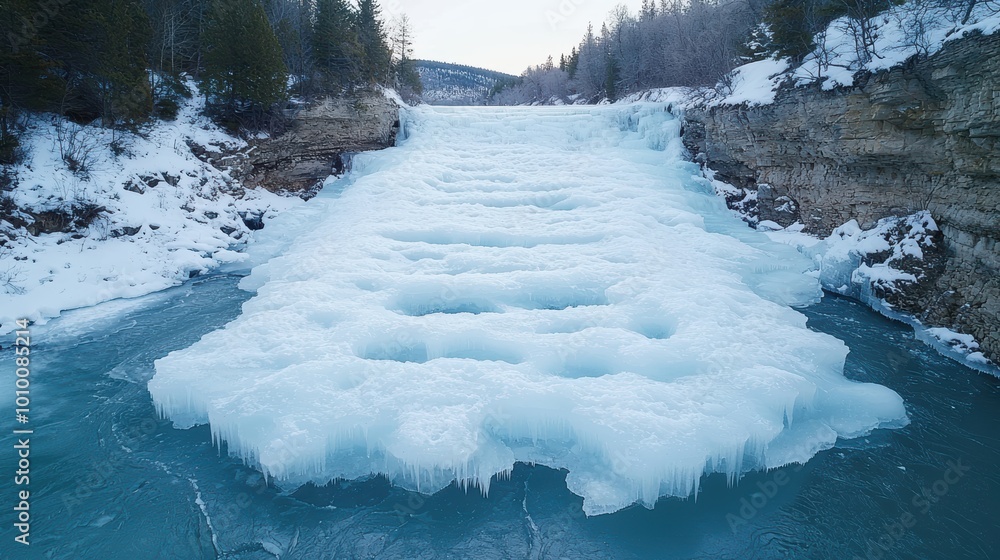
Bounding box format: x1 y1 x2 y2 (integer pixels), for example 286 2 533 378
683 32 1000 363
242 93 401 194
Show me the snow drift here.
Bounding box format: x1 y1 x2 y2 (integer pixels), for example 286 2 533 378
149 104 908 515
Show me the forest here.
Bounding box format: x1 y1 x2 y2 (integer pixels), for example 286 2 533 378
0 0 421 163
489 0 993 105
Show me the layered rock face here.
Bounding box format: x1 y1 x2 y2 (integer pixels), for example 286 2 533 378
243 93 401 194
684 32 1000 363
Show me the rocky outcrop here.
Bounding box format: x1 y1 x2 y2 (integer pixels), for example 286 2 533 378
683 32 1000 363
243 93 401 195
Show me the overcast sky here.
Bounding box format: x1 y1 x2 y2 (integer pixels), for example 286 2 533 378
382 0 641 76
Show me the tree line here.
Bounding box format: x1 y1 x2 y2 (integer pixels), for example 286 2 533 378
491 0 771 105
0 0 421 163
490 0 994 105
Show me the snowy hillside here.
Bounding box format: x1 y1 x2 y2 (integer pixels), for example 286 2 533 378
715 3 1000 106
0 80 303 333
415 61 515 105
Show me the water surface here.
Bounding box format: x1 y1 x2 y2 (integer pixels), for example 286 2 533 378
2 277 998 559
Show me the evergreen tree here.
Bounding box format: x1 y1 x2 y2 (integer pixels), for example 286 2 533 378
0 0 152 124
0 0 48 162
763 0 815 60
354 0 391 84
201 0 288 124
741 23 774 63
566 47 580 79
764 0 848 61
0 0 64 111
268 2 312 97
91 0 154 127
574 24 605 100
313 0 360 90
395 58 421 99
604 55 619 101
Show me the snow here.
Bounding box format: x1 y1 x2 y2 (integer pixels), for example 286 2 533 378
808 212 937 298
949 10 1000 39
757 212 997 373
380 86 409 108
758 213 938 302
150 103 908 516
713 58 790 107
924 328 992 366
617 87 695 107
0 79 303 333
714 3 1000 106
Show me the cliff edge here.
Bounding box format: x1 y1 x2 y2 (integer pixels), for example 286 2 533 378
684 32 1000 363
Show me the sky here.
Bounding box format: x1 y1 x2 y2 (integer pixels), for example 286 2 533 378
381 0 641 76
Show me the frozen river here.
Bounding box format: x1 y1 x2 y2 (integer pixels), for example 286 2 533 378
4 105 998 558
4 275 998 558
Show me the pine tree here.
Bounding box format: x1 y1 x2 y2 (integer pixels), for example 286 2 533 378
313 0 360 91
0 0 65 111
764 0 815 60
0 0 48 162
741 23 773 63
201 0 288 125
354 0 391 84
604 55 619 101
0 0 153 124
91 0 154 127
566 47 580 79
574 24 606 100
764 0 850 61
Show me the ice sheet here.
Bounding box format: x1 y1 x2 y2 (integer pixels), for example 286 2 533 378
150 104 907 515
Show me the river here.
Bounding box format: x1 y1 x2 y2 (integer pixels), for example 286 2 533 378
4 104 1000 559
2 273 997 559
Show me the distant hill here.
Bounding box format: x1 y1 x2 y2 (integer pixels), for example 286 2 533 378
415 60 517 106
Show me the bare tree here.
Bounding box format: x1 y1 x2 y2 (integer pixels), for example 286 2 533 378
491 0 770 103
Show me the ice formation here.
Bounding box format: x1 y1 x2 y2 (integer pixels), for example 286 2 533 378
149 105 908 515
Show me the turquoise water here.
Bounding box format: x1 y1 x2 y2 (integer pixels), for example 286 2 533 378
2 275 998 559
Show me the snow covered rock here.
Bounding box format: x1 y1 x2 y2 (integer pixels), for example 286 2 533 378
0 82 303 332
684 32 1000 365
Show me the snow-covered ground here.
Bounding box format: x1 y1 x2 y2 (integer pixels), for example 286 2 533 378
149 104 908 516
714 3 1000 106
617 87 695 106
0 81 303 333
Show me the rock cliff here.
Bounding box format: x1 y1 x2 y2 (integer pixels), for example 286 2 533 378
683 32 1000 363
243 93 401 194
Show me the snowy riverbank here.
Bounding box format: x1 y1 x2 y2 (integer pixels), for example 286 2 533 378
662 2 1000 373
0 82 307 334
